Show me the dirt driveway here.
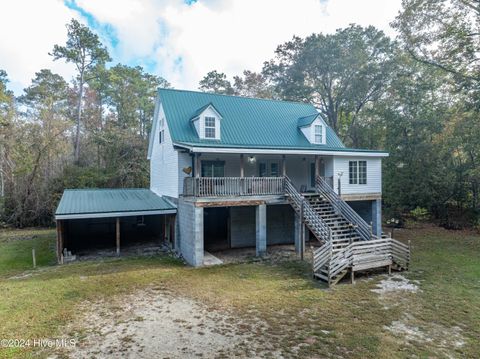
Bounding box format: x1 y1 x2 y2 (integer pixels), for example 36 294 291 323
56 288 272 359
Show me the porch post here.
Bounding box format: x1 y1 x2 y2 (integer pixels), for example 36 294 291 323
372 199 382 237
282 155 286 176
315 156 320 177
116 217 121 256
195 153 201 178
240 154 245 177
255 204 267 256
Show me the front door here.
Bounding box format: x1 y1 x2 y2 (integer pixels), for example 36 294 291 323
259 160 280 177
309 160 326 189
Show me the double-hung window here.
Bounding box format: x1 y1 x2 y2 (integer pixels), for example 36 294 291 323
349 160 367 185
314 125 323 144
358 160 367 184
204 117 216 139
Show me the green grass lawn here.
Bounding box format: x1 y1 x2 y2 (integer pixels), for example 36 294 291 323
0 225 479 358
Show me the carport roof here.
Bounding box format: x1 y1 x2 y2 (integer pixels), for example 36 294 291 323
55 189 176 220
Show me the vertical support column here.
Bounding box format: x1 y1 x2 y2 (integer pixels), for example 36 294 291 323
240 154 245 195
56 220 64 264
193 206 204 266
240 154 245 177
372 199 382 237
116 217 121 256
294 213 301 254
300 200 305 260
170 215 176 249
282 155 286 176
255 204 267 257
315 155 320 178
295 202 307 258
195 153 201 178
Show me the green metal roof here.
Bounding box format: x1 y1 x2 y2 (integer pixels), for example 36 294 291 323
154 89 348 152
55 189 176 219
189 102 223 120
297 113 320 127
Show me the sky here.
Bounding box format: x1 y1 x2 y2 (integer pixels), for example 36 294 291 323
0 0 402 95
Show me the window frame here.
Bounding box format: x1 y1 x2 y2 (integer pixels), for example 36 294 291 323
349 160 367 185
314 124 323 144
358 160 367 185
204 116 216 139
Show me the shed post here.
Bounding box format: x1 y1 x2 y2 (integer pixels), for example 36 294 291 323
170 214 176 249
56 220 64 264
116 217 121 256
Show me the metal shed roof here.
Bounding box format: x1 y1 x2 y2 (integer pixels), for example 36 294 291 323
55 189 176 220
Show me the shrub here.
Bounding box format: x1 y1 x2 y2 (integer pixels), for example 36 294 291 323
409 207 429 222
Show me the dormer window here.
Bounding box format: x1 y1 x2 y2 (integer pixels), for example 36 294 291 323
314 125 323 144
205 116 216 139
298 113 327 145
190 103 222 140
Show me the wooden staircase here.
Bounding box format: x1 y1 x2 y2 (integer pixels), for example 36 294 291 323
305 194 362 252
285 176 411 286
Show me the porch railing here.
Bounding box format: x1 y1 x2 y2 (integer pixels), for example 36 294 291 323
183 177 285 197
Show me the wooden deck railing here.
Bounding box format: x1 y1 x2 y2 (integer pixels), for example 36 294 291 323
183 177 285 197
313 237 411 286
316 175 374 241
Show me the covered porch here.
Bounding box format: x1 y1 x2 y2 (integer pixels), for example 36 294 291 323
182 153 334 197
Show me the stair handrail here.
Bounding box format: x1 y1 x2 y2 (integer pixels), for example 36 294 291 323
285 176 332 242
315 175 375 241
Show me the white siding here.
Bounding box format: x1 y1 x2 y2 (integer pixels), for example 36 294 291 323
150 103 179 198
178 151 192 196
332 156 382 194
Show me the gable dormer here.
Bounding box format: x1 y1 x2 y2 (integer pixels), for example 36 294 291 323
297 113 327 145
190 103 222 140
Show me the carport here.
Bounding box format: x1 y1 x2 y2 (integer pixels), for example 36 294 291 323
55 189 177 263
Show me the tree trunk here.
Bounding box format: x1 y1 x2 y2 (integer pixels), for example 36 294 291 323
74 71 84 163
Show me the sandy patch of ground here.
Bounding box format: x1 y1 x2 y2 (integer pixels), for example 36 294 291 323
385 314 465 358
371 274 420 301
372 274 466 358
55 288 273 358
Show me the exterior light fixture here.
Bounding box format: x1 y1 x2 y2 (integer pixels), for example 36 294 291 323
247 156 256 164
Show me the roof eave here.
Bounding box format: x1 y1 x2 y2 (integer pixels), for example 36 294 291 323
173 142 389 157
55 209 177 220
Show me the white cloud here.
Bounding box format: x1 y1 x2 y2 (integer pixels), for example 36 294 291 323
76 0 402 89
0 0 402 94
0 0 79 95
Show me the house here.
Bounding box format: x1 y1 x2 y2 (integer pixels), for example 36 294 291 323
55 88 410 285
